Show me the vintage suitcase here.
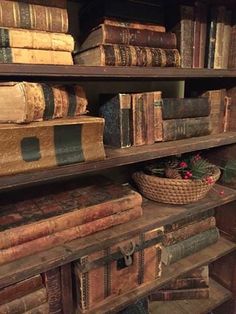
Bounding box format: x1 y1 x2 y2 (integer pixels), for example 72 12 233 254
0 116 105 176
73 227 163 313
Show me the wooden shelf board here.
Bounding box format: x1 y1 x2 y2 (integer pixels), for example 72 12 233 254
149 278 232 314
1 132 236 191
0 64 235 79
0 184 236 289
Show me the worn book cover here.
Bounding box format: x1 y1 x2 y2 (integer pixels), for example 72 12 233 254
149 287 209 301
43 268 62 314
228 15 236 69
0 116 105 176
228 87 236 131
0 82 87 123
102 18 165 32
153 91 163 142
61 264 73 314
222 10 232 69
214 6 226 69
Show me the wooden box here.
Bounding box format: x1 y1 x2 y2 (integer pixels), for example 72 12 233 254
73 227 163 313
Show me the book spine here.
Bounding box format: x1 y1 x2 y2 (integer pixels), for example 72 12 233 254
228 23 236 69
162 116 210 141
0 207 142 265
161 98 210 119
143 92 155 145
180 5 194 68
198 3 207 68
0 288 47 313
162 228 220 265
0 0 68 32
103 25 176 48
149 287 209 301
192 2 201 68
153 92 163 142
7 0 67 8
206 7 217 68
0 28 74 51
223 96 231 132
164 208 214 232
43 268 62 314
119 94 131 148
23 303 50 314
214 6 226 69
131 93 146 146
228 87 236 131
0 192 142 250
0 48 73 65
222 10 232 69
161 277 208 290
163 217 216 246
102 44 180 67
0 275 43 306
61 264 73 314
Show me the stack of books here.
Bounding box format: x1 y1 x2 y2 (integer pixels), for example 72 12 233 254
0 0 74 64
74 0 180 67
99 92 211 148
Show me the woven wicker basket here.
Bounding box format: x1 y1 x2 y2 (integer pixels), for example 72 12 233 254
132 167 221 205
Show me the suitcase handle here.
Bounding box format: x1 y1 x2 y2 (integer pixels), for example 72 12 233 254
119 241 135 267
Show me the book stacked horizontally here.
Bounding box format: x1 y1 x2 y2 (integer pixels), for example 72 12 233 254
0 0 74 64
0 177 142 265
99 92 211 148
0 82 106 176
74 0 180 67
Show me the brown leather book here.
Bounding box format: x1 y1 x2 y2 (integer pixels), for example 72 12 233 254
0 28 74 51
0 0 68 32
0 180 141 250
131 93 146 146
163 217 216 246
0 275 43 306
228 87 236 131
102 18 165 32
61 264 73 314
0 82 87 123
74 44 181 67
149 287 209 301
153 91 163 142
0 116 105 176
0 206 142 265
143 92 155 145
79 24 176 51
228 20 236 69
43 268 62 314
222 10 232 69
214 6 226 69
0 288 47 313
7 0 66 8
24 303 50 314
0 48 73 65
223 96 231 132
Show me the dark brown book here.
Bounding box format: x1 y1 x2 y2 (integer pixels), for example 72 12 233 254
192 2 201 68
198 2 207 68
162 116 210 141
149 287 209 301
102 18 166 32
153 91 163 142
0 275 43 306
0 0 68 33
0 288 47 313
131 93 145 146
7 0 66 8
222 10 232 69
79 24 176 51
228 16 236 69
74 44 181 67
61 264 73 314
43 268 62 314
214 6 226 69
206 7 217 68
143 92 155 145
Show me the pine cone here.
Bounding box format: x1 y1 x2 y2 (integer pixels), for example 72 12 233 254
165 167 182 179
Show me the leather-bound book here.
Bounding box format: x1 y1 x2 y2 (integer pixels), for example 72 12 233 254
162 116 210 141
149 287 209 301
0 275 43 306
0 0 68 32
228 87 236 131
0 48 73 65
0 28 74 51
0 288 47 313
161 228 220 265
61 264 73 314
153 91 163 142
143 92 155 145
214 6 226 69
43 268 62 314
7 0 66 8
223 96 231 132
0 82 87 123
99 93 132 148
74 44 181 67
79 24 176 51
205 7 217 68
222 10 232 69
228 14 236 69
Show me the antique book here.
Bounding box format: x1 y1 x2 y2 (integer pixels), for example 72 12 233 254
0 116 105 176
102 18 165 32
162 116 210 141
0 179 142 250
228 17 236 69
214 6 226 69
153 91 163 142
198 3 207 68
161 98 210 119
161 228 220 265
0 0 68 32
43 268 62 314
0 206 142 265
206 7 217 68
79 0 164 35
99 93 132 148
0 48 73 65
79 24 176 51
0 82 87 123
0 28 74 51
24 303 50 314
0 275 43 306
74 227 163 312
163 217 216 246
0 288 47 313
74 44 181 67
61 264 73 314
222 10 232 69
149 287 209 301
164 208 214 233
202 89 226 134
223 96 231 132
143 92 155 145
7 0 66 8
228 87 236 131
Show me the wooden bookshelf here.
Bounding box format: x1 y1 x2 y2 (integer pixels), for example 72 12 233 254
0 184 235 290
1 132 236 191
149 278 232 314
